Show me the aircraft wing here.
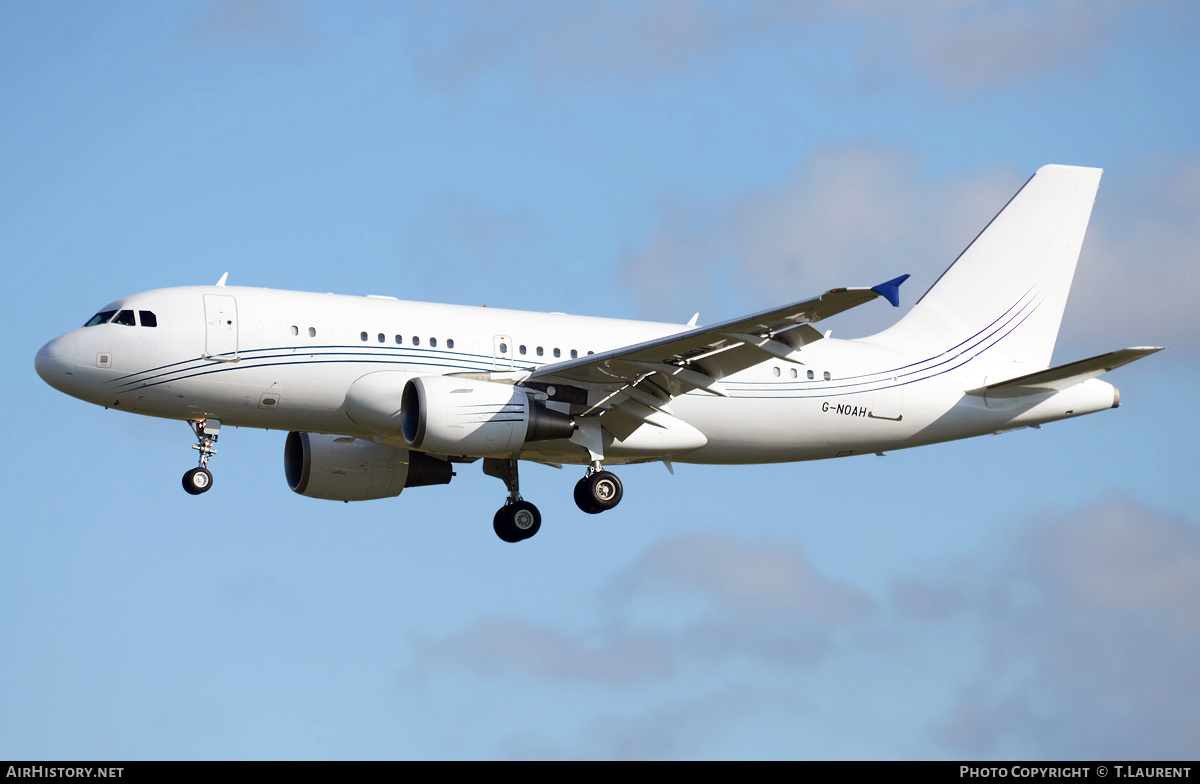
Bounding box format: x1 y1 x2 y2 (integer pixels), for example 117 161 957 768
526 275 909 400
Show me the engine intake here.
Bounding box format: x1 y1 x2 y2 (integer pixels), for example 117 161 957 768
401 375 575 456
284 431 452 501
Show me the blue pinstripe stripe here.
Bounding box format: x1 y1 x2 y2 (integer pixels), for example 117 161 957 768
106 291 1042 402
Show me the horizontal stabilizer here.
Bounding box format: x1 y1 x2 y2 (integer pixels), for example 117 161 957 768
968 347 1163 398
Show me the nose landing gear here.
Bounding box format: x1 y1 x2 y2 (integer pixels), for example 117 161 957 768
182 419 220 495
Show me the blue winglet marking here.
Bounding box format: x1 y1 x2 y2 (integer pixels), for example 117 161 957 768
872 274 910 307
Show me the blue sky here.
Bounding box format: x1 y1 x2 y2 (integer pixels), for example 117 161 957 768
2 0 1198 760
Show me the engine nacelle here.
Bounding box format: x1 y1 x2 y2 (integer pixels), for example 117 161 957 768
401 375 575 456
284 431 453 501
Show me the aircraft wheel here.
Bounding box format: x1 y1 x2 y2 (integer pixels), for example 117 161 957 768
574 477 603 514
182 467 213 495
493 508 522 543
584 471 622 512
494 501 541 542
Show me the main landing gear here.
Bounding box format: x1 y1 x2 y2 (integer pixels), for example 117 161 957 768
484 458 542 543
573 463 623 515
182 419 220 495
483 458 625 543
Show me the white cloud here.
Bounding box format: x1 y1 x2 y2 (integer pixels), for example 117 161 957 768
406 190 546 297
929 499 1200 757
400 0 1151 94
405 499 1200 758
622 145 1198 354
1065 158 1200 356
410 191 541 259
402 0 801 92
1030 498 1200 630
409 532 869 688
499 686 803 760
621 144 1020 327
615 532 871 622
410 616 673 684
872 0 1123 93
190 0 313 52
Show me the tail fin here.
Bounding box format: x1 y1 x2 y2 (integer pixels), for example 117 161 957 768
870 164 1103 368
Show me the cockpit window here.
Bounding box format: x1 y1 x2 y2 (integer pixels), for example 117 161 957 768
139 311 157 327
83 310 117 327
113 310 136 326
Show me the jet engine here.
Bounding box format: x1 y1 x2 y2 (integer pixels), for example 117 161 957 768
400 375 575 456
284 431 453 501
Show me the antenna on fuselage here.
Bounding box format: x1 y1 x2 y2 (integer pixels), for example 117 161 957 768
215 272 228 287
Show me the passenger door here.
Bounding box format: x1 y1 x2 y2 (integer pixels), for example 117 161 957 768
203 295 239 360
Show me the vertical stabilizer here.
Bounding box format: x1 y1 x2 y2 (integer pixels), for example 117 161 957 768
870 165 1102 368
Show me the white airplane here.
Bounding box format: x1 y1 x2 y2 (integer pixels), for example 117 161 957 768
35 165 1161 542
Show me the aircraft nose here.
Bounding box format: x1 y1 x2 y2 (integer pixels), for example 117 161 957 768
35 333 77 390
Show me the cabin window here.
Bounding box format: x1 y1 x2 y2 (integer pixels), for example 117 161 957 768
291 325 299 336
113 310 136 326
553 348 561 358
497 341 505 353
429 337 437 348
773 366 781 377
360 331 368 342
378 333 385 343
587 351 594 355
395 335 402 344
570 349 578 359
309 327 317 338
824 371 831 381
790 368 798 379
519 345 527 355
83 310 117 327
413 336 421 346
807 369 814 380
138 311 158 327
536 346 544 357
447 339 455 349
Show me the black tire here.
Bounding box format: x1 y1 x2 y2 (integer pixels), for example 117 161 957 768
494 502 541 542
493 508 521 543
182 467 213 495
574 477 603 514
585 471 623 511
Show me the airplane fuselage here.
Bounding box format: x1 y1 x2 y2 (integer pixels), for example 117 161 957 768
36 284 1119 467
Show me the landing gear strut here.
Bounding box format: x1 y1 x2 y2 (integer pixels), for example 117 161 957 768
483 458 541 543
573 462 623 514
182 419 220 495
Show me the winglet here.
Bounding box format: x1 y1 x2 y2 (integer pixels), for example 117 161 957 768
871 274 909 307
216 272 229 287
686 313 699 327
